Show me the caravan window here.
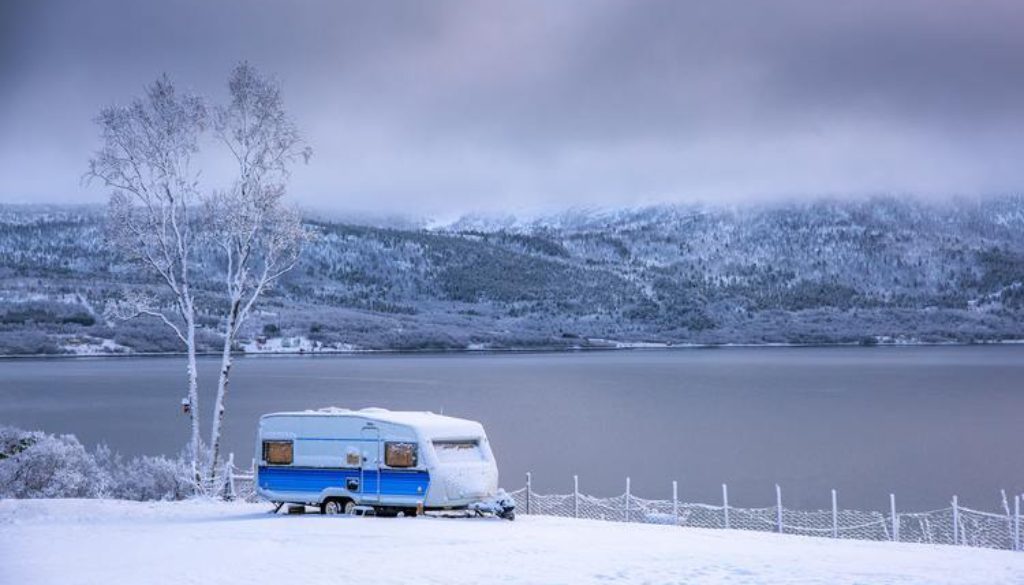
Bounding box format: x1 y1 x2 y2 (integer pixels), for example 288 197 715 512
262 440 293 465
433 440 483 463
384 442 418 468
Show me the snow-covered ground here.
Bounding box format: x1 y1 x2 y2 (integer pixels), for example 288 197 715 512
59 336 130 355
2 500 1022 584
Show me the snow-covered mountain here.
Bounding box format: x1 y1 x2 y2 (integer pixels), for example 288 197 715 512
1 196 1023 355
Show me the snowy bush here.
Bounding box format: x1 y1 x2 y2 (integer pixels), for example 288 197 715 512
0 426 195 501
0 426 104 498
94 445 193 501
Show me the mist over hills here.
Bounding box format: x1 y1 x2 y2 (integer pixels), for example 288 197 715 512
1 196 1023 355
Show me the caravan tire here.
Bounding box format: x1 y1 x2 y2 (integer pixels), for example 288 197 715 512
321 498 350 515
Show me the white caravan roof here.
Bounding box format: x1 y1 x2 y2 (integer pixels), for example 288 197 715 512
262 407 486 440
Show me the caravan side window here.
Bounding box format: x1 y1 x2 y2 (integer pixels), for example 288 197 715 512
263 440 293 465
384 442 417 468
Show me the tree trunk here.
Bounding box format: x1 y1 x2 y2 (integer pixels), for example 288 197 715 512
185 311 202 485
208 300 240 484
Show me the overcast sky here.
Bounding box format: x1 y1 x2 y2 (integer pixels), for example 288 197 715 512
2 0 1023 216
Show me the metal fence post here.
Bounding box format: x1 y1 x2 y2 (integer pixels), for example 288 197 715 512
1015 495 1021 552
776 484 783 534
831 489 838 538
625 477 631 523
526 472 532 516
672 481 678 525
890 494 898 542
573 475 579 519
952 495 959 546
1003 490 1013 550
722 483 730 529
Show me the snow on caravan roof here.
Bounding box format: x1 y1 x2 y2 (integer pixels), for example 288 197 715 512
263 407 485 439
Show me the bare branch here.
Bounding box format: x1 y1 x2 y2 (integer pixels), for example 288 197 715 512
104 292 188 346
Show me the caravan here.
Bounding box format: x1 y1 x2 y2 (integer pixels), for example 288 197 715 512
255 407 514 519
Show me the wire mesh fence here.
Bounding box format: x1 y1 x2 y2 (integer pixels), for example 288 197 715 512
226 461 1021 552
507 474 1023 553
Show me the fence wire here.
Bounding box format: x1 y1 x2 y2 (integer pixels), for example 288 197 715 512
509 483 1022 552
229 465 1020 552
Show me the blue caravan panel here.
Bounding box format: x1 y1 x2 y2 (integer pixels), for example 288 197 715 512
259 466 430 497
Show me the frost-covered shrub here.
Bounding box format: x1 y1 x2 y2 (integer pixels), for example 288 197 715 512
0 426 196 501
0 426 104 498
94 445 193 501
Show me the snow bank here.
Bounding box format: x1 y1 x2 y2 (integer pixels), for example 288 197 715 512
587 338 672 349
240 336 362 354
2 499 1022 585
59 337 130 355
241 335 319 353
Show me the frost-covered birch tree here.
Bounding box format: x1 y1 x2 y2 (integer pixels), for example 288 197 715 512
87 76 207 472
205 63 311 479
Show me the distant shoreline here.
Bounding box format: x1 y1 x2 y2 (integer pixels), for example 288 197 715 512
2 338 1022 361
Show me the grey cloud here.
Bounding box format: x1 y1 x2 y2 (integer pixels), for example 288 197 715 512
1 0 1023 215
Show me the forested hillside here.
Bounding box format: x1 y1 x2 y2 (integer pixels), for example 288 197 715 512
2 197 1023 355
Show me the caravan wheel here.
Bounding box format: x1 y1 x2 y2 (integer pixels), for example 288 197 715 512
321 498 350 515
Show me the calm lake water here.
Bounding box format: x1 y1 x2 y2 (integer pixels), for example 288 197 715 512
2 346 1022 511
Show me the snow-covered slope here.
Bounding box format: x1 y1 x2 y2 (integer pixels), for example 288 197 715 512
2 499 1021 585
4 196 1024 354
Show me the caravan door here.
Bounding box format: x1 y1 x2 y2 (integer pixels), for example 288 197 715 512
360 425 381 503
